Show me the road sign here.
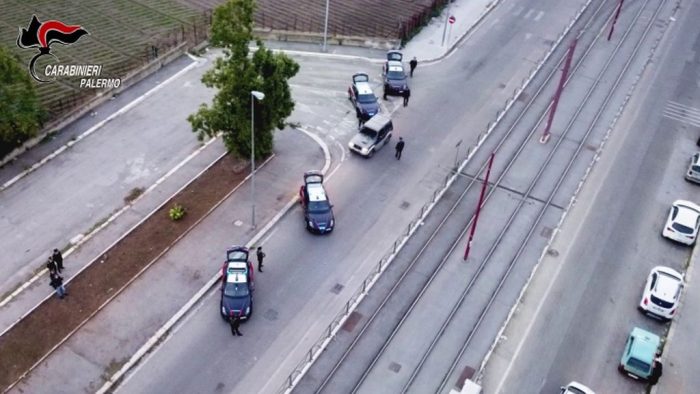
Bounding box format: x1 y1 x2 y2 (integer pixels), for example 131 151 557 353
448 15 456 24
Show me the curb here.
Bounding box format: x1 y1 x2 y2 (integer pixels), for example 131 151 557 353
95 126 331 394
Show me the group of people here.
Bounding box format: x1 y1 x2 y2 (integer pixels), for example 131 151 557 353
229 246 266 337
46 249 67 299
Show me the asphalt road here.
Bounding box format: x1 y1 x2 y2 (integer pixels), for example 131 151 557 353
114 0 596 393
482 0 700 392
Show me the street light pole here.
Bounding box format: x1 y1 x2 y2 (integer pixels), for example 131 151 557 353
322 0 330 52
250 90 265 228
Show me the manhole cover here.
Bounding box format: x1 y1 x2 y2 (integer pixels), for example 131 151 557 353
331 283 344 294
540 227 553 238
264 308 279 321
389 362 402 373
400 201 411 210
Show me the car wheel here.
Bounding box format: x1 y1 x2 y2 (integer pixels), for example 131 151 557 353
367 149 375 158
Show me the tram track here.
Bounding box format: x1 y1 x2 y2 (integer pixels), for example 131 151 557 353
294 0 667 392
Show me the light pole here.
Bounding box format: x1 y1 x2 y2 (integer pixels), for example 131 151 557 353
322 0 330 52
250 90 265 228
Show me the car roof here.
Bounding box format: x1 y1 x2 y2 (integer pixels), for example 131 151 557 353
387 60 403 69
652 267 683 299
355 81 373 95
225 271 247 284
362 113 392 131
307 182 327 202
629 327 660 362
673 201 700 226
564 382 595 394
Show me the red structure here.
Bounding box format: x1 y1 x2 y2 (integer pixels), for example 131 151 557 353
464 152 495 261
541 38 578 143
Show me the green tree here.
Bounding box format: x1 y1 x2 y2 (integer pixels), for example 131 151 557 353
0 45 44 160
188 0 299 159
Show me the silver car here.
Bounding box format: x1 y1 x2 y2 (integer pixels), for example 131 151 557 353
348 114 393 158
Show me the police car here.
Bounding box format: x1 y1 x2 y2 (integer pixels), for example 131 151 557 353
348 73 380 122
383 60 409 96
220 246 254 320
299 171 334 233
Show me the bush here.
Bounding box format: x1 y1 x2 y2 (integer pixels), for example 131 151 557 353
169 204 186 221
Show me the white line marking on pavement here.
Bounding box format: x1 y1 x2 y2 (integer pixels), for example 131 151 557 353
0 135 221 310
524 9 534 19
97 127 331 394
663 112 700 128
534 11 545 21
0 59 203 195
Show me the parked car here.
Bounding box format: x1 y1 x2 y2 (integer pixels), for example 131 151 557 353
220 246 254 320
662 200 700 245
348 113 393 158
383 60 409 96
299 170 334 233
685 152 700 183
348 73 380 122
618 327 660 381
382 49 403 74
560 382 595 394
638 266 684 321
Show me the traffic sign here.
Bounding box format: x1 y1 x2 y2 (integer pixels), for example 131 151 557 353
448 15 456 24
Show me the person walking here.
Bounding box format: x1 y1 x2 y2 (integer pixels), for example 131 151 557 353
229 313 243 336
52 248 64 273
46 256 59 275
395 137 405 160
650 354 663 385
256 246 265 272
49 272 67 299
402 89 410 107
409 56 418 77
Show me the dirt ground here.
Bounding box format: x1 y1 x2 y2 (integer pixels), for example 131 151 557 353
0 154 250 389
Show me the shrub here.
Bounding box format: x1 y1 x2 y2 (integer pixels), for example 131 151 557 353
169 204 186 221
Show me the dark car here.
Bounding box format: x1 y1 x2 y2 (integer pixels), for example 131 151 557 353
348 73 380 122
299 171 334 233
383 61 409 96
220 246 254 320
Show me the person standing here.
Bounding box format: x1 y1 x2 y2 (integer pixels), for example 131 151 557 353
395 137 405 160
52 249 64 273
46 256 58 275
409 57 418 77
50 272 67 299
229 313 242 336
256 246 265 272
402 89 410 107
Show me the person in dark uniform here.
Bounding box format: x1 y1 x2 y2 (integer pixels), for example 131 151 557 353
395 137 405 160
256 246 265 272
46 256 59 275
229 313 242 336
403 89 410 107
52 249 64 272
409 57 418 77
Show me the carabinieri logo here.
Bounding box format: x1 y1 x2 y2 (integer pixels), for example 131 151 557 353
17 15 121 88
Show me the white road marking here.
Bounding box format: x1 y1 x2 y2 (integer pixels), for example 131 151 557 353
534 11 545 21
524 9 534 19
663 101 700 127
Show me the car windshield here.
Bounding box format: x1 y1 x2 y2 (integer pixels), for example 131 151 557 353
627 357 651 374
308 200 331 214
387 70 405 80
357 93 377 104
224 282 249 297
672 221 694 234
650 294 674 308
360 127 378 139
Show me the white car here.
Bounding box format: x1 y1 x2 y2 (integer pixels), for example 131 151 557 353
560 382 595 394
639 266 684 321
662 200 700 245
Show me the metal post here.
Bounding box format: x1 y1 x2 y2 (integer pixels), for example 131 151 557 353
607 0 624 41
322 0 330 52
464 152 495 261
251 96 256 228
441 0 452 46
541 38 577 143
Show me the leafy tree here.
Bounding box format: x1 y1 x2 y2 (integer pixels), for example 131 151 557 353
0 45 44 160
188 0 299 159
